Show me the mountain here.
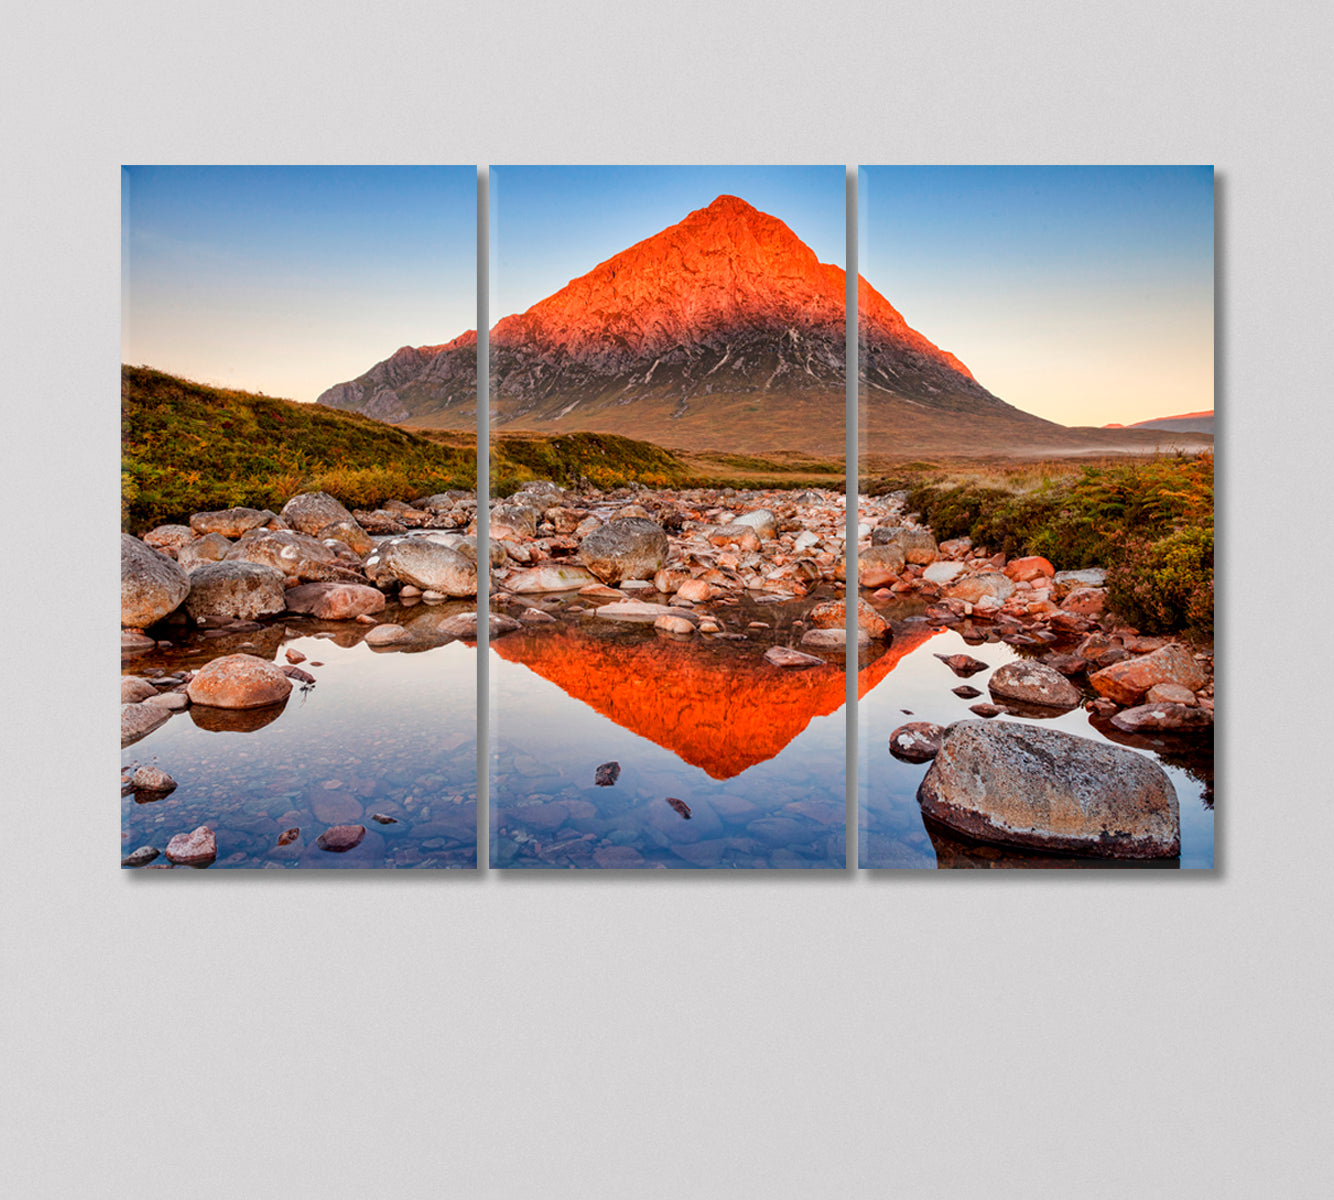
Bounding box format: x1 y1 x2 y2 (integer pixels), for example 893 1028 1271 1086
1104 410 1215 436
317 331 477 423
318 194 1208 456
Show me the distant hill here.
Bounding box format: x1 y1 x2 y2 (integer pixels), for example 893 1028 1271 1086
1104 410 1215 436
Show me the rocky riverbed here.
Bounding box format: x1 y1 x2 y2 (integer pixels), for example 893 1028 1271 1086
121 477 1213 869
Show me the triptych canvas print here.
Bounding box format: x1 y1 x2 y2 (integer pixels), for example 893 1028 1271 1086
121 164 1215 871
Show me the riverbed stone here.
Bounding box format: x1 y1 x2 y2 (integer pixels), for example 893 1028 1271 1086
1061 587 1108 616
922 560 968 585
122 534 191 628
316 519 375 557
132 765 177 793
889 722 944 763
808 596 889 638
121 846 160 868
1089 643 1208 706
507 564 600 593
165 825 217 865
121 702 171 746
142 525 196 553
579 518 668 584
1005 555 1055 582
186 653 292 709
317 824 367 852
279 492 356 536
283 581 386 620
987 659 1081 710
364 623 409 645
655 614 696 636
874 527 938 564
732 508 777 540
121 677 158 704
857 544 906 588
1109 703 1214 733
176 532 234 572
945 571 1015 607
225 529 341 582
1053 568 1107 598
366 539 477 596
189 507 273 538
764 645 828 668
186 561 288 621
918 720 1180 858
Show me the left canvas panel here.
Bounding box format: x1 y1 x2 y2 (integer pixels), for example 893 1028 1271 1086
121 166 481 869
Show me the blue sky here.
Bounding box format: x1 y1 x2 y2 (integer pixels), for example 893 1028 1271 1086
489 166 845 319
122 166 476 403
859 166 1214 427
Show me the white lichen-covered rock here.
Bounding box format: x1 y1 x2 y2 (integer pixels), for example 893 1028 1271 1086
919 721 1180 858
185 561 288 621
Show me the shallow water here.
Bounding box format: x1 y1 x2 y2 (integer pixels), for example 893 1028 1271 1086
858 601 1214 870
121 604 478 870
489 589 848 869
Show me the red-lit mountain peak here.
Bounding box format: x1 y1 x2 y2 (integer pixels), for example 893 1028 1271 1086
490 194 846 360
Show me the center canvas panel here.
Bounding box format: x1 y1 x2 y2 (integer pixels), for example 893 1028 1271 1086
486 166 849 870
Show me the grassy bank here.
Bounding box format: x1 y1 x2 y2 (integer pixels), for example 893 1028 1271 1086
123 367 843 531
865 453 1214 639
122 366 478 529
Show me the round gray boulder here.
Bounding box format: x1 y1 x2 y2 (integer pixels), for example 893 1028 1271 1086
365 538 477 596
579 517 668 584
279 491 356 536
185 561 288 621
987 659 1082 710
918 720 1180 858
121 533 190 628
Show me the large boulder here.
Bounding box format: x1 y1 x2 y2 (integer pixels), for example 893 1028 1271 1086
1089 644 1208 707
579 518 668 584
918 721 1180 858
279 492 356 536
945 571 1015 607
365 539 477 596
186 653 293 709
283 582 386 620
121 534 190 628
987 660 1081 710
185 561 288 621
225 529 340 581
189 507 273 538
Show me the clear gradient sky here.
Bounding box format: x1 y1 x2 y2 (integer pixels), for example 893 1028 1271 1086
122 166 476 404
859 166 1214 428
489 166 845 318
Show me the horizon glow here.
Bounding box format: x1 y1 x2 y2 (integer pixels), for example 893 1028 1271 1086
859 166 1214 428
122 166 476 404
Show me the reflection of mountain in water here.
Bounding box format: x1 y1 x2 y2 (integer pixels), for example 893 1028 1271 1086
491 621 940 779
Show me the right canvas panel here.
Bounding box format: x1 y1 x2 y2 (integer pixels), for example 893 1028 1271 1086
856 166 1215 869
